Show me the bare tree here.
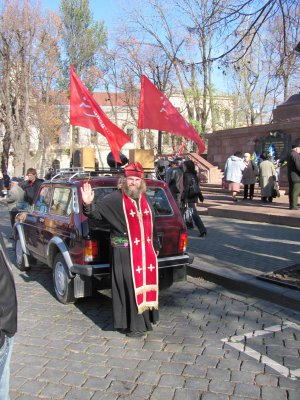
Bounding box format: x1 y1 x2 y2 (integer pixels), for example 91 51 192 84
30 10 65 174
184 0 299 66
0 0 44 175
99 30 177 152
224 6 300 127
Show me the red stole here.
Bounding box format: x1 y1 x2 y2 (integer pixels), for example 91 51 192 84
122 191 158 314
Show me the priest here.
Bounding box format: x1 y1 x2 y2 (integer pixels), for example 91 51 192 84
81 162 160 338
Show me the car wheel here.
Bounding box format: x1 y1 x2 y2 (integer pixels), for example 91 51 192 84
15 236 31 271
53 253 75 304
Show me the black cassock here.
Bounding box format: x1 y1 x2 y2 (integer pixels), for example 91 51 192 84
83 189 160 332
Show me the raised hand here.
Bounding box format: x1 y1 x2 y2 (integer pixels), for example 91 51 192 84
81 182 94 205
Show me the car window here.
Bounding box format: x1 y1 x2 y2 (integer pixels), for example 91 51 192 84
92 186 173 216
93 187 116 202
34 186 52 214
146 187 173 216
50 187 72 217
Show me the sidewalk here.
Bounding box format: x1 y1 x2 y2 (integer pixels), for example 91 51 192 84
198 184 300 227
188 187 300 313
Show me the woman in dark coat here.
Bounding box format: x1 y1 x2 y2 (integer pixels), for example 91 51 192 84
181 160 207 237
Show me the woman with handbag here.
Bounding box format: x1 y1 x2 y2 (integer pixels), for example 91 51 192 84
181 160 207 237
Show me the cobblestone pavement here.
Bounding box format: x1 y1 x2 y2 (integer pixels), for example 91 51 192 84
1 209 300 400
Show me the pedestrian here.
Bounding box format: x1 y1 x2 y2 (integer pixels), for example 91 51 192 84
168 158 183 207
155 156 168 181
0 178 25 227
0 232 18 400
259 153 277 202
165 157 174 185
181 160 207 237
81 162 160 338
44 167 55 180
21 168 44 205
2 172 11 191
224 151 246 201
0 172 4 198
287 142 300 210
242 153 258 200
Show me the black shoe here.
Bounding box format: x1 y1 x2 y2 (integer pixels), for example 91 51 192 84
199 232 207 237
126 331 146 338
116 328 127 334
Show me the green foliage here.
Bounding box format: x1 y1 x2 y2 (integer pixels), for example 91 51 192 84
59 0 107 91
189 119 203 134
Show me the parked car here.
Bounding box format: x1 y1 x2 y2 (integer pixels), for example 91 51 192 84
13 169 193 304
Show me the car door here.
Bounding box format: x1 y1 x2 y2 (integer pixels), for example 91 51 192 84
42 186 73 255
23 185 52 260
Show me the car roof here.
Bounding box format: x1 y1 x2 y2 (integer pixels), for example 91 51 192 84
43 169 167 189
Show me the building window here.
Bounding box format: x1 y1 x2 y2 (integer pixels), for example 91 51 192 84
73 127 80 144
91 131 98 144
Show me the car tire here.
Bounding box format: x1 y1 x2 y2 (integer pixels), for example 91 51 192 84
159 269 173 290
15 236 31 271
53 253 75 304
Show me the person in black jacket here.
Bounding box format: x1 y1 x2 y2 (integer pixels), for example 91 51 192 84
168 158 183 207
181 160 207 237
0 232 17 399
287 143 300 210
22 168 43 205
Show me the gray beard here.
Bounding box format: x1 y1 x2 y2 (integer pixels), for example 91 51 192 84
123 186 142 200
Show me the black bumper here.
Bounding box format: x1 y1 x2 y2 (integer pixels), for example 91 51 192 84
71 253 193 277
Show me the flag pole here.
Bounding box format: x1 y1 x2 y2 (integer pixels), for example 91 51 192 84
70 124 73 167
158 130 162 154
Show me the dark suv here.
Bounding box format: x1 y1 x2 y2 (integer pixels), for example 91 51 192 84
14 169 193 304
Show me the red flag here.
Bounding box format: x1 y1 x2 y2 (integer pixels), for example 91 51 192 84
70 65 130 164
138 75 205 154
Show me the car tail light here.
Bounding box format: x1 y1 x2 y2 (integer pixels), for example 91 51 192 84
178 232 188 253
84 239 98 262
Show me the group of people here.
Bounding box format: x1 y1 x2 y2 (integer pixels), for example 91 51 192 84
224 151 277 202
163 157 207 237
224 143 300 210
0 168 44 228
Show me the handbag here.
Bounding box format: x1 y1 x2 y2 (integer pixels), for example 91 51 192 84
222 177 229 189
183 205 194 228
272 182 280 198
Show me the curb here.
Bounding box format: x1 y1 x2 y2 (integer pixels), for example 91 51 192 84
206 206 300 227
187 263 300 313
